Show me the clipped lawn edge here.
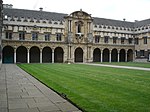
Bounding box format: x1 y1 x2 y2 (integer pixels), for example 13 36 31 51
17 64 84 112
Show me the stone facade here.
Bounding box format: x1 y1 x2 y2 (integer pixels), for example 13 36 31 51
0 0 3 63
1 5 150 63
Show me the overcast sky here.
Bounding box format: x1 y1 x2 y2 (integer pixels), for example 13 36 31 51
3 0 150 22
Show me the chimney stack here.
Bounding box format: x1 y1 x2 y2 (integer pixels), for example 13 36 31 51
39 7 43 11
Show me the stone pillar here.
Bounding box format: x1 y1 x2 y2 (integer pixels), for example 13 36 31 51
40 49 42 63
52 48 54 63
67 45 70 62
109 50 111 63
133 52 135 62
101 49 103 62
14 49 16 63
118 51 120 62
125 50 127 62
27 48 30 63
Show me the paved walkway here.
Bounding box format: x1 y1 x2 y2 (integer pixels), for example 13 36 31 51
0 64 81 112
83 63 150 71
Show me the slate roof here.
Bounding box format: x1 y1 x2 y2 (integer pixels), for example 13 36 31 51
93 17 134 28
3 8 67 21
3 8 150 28
134 19 150 27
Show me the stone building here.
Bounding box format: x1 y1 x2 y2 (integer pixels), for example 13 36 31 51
1 5 150 63
0 0 3 63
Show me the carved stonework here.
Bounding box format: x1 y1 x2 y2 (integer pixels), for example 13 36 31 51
87 33 93 43
67 32 73 43
75 33 84 43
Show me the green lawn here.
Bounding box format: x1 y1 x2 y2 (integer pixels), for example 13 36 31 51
18 63 150 112
100 62 150 68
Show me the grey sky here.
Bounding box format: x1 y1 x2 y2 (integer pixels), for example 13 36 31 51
3 0 150 22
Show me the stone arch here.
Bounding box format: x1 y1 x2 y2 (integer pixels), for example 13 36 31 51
42 47 52 63
111 48 118 62
74 47 83 62
54 47 64 63
30 46 40 63
2 46 14 63
127 49 133 62
119 49 126 62
16 46 27 63
93 48 101 62
103 48 109 62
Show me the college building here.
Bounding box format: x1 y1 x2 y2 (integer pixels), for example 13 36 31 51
0 3 150 63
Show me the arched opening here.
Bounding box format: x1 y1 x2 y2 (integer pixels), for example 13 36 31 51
75 47 83 62
16 46 27 63
2 46 14 63
42 47 52 63
93 48 101 62
111 49 118 62
54 47 64 63
127 49 133 62
30 46 40 63
103 48 109 62
119 49 125 62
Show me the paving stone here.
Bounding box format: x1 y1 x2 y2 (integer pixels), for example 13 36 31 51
0 101 7 108
27 102 54 108
0 108 8 112
38 105 60 112
9 102 28 109
9 108 39 112
55 101 79 112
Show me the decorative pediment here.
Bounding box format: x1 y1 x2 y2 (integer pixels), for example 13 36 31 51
69 9 92 19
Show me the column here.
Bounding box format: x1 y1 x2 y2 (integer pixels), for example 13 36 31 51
27 48 30 63
109 50 111 63
67 45 70 62
52 48 54 63
101 50 103 62
133 52 135 62
40 49 42 63
118 53 120 62
14 49 16 63
117 50 120 62
87 46 89 62
70 46 72 59
125 50 127 62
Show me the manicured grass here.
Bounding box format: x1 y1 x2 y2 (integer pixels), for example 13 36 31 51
18 63 150 112
100 62 150 68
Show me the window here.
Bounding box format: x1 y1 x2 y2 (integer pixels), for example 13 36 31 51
113 37 117 44
128 38 133 44
140 50 145 56
56 33 62 41
121 37 125 44
32 32 38 40
95 36 100 43
104 36 109 43
6 31 12 39
143 36 147 44
78 24 81 33
135 38 139 45
19 32 25 40
45 33 50 41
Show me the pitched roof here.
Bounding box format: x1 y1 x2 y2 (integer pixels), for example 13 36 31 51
3 8 150 28
134 19 150 27
3 8 67 21
93 17 134 28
